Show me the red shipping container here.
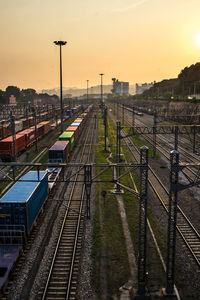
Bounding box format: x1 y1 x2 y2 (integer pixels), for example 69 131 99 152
30 124 44 139
18 128 35 147
0 134 26 158
65 126 79 142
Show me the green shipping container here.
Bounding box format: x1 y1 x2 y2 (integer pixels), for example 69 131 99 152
59 132 75 150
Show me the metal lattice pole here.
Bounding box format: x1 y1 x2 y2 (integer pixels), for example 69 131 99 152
193 125 196 153
166 150 179 294
116 120 121 192
10 112 16 179
122 104 124 124
104 108 107 151
132 106 135 134
84 164 92 219
138 146 148 295
153 111 157 158
174 125 178 151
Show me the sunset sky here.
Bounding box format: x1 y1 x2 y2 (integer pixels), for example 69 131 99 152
1 0 200 91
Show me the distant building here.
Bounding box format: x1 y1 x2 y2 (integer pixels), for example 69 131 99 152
112 78 129 95
9 95 16 105
135 82 155 94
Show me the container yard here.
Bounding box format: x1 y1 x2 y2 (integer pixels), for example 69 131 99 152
1 2 200 297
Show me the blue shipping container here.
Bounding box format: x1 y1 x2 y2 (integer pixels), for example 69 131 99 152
0 171 48 235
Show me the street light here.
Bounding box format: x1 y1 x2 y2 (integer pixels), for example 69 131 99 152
54 40 67 132
86 80 89 103
99 73 104 105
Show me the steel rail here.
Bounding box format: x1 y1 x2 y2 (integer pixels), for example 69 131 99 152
41 111 95 300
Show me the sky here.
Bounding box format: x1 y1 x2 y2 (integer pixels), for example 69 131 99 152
1 0 200 91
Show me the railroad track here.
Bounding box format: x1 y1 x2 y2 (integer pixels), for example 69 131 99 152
111 103 200 193
108 109 200 269
39 110 96 300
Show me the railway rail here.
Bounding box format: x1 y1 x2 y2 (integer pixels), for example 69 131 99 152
39 110 96 299
108 109 200 270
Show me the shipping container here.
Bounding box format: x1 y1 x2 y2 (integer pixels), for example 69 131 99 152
28 117 34 127
49 140 70 163
70 122 81 134
0 135 26 158
0 171 48 235
18 128 35 147
40 121 51 135
59 132 75 150
66 110 72 116
3 124 11 138
21 118 29 130
15 121 23 133
65 126 79 142
30 124 44 139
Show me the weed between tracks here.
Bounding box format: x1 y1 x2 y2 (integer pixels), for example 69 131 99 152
93 111 129 298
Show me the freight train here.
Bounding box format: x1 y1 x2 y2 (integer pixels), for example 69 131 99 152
0 104 93 293
0 104 70 140
0 105 83 161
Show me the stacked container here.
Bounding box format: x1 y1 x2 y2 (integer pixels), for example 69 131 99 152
49 140 70 163
15 121 23 133
59 132 75 150
40 121 51 135
18 128 35 147
65 126 79 142
0 171 48 235
0 135 26 159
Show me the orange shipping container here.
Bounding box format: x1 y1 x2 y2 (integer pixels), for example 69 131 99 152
40 121 51 135
0 134 26 158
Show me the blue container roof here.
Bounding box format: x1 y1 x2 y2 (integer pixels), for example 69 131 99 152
49 144 66 151
0 171 47 203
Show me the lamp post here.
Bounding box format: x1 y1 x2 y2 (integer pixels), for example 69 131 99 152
99 73 104 106
54 40 67 133
86 80 89 103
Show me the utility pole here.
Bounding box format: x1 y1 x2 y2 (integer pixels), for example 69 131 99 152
32 108 38 152
86 80 89 103
54 40 67 133
99 73 104 107
10 112 16 162
10 112 17 179
104 108 107 151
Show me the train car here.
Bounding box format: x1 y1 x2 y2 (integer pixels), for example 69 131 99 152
15 120 23 133
66 110 72 117
0 171 48 237
18 128 35 148
40 121 51 135
3 124 11 138
21 118 29 130
70 122 81 134
49 141 70 163
59 132 75 150
28 117 34 127
65 126 79 142
0 245 21 293
0 135 26 160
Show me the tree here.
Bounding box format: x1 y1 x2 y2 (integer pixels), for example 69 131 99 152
5 86 21 99
21 88 37 103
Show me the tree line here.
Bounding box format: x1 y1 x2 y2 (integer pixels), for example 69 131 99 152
0 86 59 105
135 62 200 100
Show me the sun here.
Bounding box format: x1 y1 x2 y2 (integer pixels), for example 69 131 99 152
195 33 200 46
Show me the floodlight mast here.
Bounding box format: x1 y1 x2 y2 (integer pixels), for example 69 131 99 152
54 40 67 132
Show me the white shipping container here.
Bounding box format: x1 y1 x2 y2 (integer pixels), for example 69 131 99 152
15 120 23 133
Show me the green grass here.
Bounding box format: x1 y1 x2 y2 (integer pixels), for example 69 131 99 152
93 112 130 298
